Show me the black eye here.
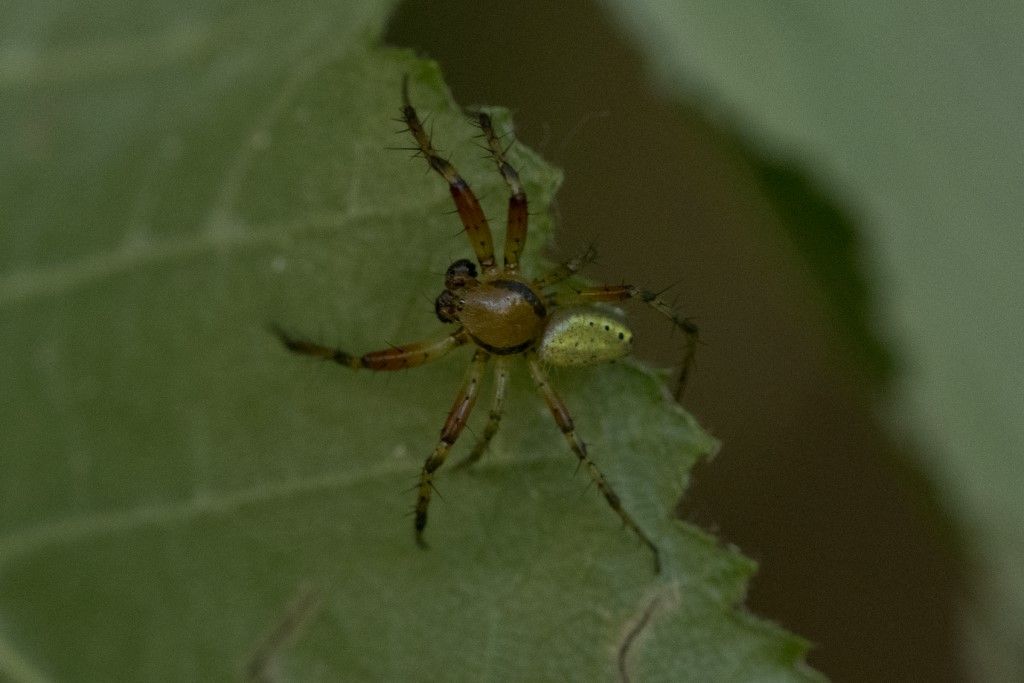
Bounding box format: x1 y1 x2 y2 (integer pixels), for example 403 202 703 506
434 290 459 323
444 258 477 289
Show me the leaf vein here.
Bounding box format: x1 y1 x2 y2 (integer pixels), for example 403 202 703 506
0 631 52 683
0 203 445 308
0 460 412 566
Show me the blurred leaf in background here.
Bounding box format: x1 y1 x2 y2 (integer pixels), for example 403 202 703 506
0 1 821 680
599 1 1024 679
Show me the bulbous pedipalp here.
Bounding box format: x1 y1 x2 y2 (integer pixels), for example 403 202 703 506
445 258 478 290
434 289 459 323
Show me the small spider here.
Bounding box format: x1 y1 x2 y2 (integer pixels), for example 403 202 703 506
273 79 698 573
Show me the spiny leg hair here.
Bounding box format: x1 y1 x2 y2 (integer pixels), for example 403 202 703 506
401 77 496 272
272 325 468 371
415 349 490 546
476 111 528 271
526 352 661 573
455 357 511 469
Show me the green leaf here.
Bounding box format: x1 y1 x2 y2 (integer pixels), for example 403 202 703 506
1 4 819 680
598 1 1024 678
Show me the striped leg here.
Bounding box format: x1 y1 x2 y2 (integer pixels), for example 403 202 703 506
477 112 528 271
272 325 467 371
526 353 660 573
401 78 497 272
415 349 490 546
455 357 511 469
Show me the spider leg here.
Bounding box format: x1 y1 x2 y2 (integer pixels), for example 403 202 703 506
525 352 661 573
533 244 599 289
477 112 528 271
415 349 490 546
454 357 510 469
552 285 699 399
401 78 497 272
272 325 468 371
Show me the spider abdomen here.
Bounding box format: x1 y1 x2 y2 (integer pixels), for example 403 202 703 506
537 308 633 366
460 279 547 354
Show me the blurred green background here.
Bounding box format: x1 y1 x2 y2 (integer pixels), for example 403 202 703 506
4 1 1023 680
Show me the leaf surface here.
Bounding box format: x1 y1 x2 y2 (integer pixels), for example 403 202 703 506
0 4 819 680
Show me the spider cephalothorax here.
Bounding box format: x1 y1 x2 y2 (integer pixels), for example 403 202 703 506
436 262 547 355
274 78 699 572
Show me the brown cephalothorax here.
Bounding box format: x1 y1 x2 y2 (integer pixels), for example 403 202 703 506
273 78 700 573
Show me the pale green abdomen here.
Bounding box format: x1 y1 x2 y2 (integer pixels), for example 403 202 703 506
537 308 633 366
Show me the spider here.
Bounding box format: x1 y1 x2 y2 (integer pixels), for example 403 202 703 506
273 79 699 573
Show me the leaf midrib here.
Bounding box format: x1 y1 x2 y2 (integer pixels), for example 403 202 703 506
0 198 457 309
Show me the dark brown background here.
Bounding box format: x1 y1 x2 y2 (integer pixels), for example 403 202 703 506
388 2 968 680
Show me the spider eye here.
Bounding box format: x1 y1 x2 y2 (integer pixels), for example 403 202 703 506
434 290 459 323
444 258 478 289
